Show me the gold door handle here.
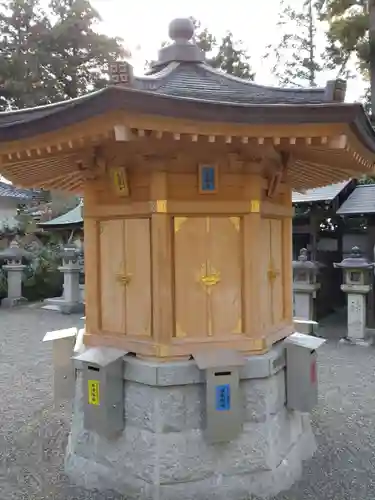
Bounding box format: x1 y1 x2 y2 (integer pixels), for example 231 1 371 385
200 272 221 287
267 269 280 282
116 273 132 285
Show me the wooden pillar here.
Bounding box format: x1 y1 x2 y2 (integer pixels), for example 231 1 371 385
366 215 375 328
150 170 174 356
282 187 293 324
83 182 101 335
243 173 264 344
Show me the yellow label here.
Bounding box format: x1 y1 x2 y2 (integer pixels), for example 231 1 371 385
250 200 260 213
174 217 187 233
156 200 167 213
112 167 129 197
229 217 240 232
88 380 100 406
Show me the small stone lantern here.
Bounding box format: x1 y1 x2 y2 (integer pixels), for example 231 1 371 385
334 246 374 345
0 240 32 308
58 243 84 314
292 248 321 334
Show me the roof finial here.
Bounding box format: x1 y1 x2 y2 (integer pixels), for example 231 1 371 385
168 18 195 44
151 17 204 68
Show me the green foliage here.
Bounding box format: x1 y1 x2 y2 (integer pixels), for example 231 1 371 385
357 175 375 185
22 243 63 301
44 0 125 100
0 267 7 298
0 0 51 109
265 0 325 87
319 0 369 78
0 242 63 302
192 18 254 79
0 0 125 109
209 32 254 79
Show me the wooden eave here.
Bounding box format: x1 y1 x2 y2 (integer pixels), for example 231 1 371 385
0 86 374 192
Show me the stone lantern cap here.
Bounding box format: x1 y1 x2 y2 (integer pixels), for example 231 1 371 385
334 246 374 270
0 240 32 262
292 248 321 272
60 243 81 260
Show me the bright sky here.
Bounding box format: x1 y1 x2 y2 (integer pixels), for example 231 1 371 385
92 0 366 102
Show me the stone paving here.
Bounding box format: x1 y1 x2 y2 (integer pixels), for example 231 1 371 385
1 305 375 499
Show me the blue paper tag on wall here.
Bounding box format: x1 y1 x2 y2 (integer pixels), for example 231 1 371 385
215 384 231 411
200 165 216 192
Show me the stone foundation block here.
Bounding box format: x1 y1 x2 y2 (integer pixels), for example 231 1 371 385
1 296 27 308
241 369 286 422
59 301 85 315
43 297 84 314
65 345 317 499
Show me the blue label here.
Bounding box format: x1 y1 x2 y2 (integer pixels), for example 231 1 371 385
201 166 216 192
215 384 231 411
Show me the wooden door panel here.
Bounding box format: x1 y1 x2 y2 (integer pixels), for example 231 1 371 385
124 218 152 336
100 219 126 333
174 217 208 338
261 219 272 331
210 217 242 336
270 219 284 325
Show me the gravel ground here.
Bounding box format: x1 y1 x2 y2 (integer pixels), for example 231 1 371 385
1 305 375 500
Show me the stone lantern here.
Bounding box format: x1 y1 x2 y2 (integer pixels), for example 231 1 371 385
0 240 32 308
334 246 374 345
58 243 83 314
43 243 84 314
292 248 321 335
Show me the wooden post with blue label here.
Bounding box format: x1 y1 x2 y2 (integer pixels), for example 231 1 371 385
216 384 231 411
194 349 245 444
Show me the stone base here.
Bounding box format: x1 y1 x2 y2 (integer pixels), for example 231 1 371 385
79 284 85 304
293 319 319 336
65 346 316 499
42 297 84 315
339 336 373 347
1 296 27 308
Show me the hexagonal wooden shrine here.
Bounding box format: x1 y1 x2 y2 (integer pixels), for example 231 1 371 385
1 19 375 361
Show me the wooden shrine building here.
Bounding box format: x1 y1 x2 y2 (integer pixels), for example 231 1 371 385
292 179 356 259
292 180 357 318
1 17 375 499
38 200 84 240
0 19 375 359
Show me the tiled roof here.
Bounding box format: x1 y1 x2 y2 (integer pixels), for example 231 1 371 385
38 203 83 227
0 66 345 133
0 181 33 200
139 62 334 105
292 180 351 204
337 184 375 215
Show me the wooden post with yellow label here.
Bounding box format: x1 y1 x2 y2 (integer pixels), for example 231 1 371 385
111 167 129 197
88 379 100 406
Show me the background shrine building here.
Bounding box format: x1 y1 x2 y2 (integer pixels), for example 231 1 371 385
1 17 375 500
